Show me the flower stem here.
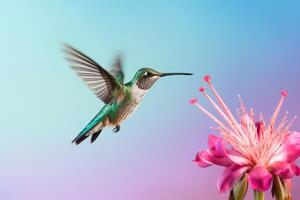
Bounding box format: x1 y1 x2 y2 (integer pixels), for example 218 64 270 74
254 190 264 200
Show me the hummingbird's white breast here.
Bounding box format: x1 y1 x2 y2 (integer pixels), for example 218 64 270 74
132 84 147 102
118 84 147 122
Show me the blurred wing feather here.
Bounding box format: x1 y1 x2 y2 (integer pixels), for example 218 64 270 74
110 56 124 83
63 44 122 104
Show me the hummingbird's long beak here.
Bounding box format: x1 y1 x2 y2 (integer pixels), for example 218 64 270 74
160 72 193 77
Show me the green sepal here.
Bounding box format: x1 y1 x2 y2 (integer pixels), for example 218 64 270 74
254 190 265 200
228 175 248 200
271 175 290 200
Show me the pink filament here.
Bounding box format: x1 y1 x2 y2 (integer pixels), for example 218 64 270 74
191 75 292 166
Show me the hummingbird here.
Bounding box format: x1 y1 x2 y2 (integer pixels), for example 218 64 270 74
63 44 192 145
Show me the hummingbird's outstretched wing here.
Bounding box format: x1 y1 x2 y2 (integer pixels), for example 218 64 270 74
63 44 123 104
110 56 124 83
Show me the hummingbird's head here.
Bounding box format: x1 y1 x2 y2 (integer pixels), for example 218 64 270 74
133 68 192 90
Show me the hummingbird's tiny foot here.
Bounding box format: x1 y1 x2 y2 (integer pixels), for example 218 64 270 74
113 125 120 133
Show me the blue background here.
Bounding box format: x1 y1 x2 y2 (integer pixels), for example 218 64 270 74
0 1 299 199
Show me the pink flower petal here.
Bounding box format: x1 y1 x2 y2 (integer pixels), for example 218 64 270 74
193 151 213 167
271 161 294 179
284 131 300 146
248 165 272 191
194 150 232 167
270 132 300 164
208 134 227 157
292 164 300 176
217 164 249 193
227 151 251 166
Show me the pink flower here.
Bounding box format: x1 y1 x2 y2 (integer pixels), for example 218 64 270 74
191 75 300 198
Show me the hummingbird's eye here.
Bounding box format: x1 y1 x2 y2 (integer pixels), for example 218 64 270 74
143 72 149 77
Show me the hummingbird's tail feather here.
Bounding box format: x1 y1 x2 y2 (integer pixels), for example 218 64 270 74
91 129 103 143
72 133 89 145
72 107 109 145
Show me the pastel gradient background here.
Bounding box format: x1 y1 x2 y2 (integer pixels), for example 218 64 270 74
0 1 299 199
